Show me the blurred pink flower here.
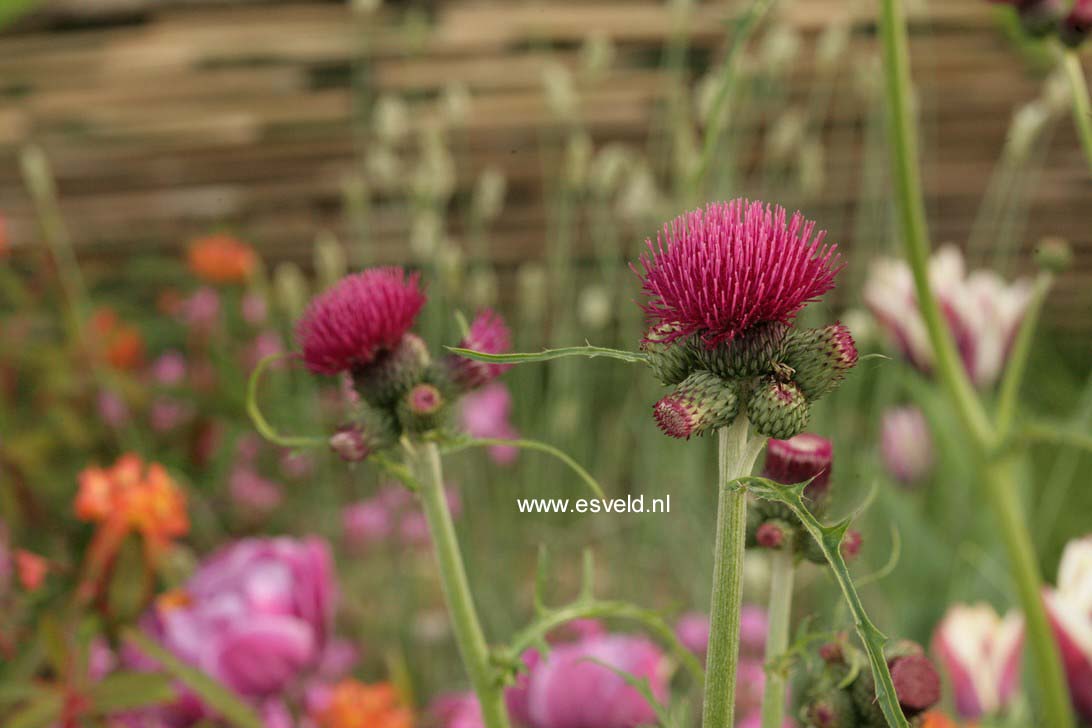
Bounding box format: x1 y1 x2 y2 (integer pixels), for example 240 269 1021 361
459 383 519 465
343 500 394 548
241 292 269 326
97 390 131 428
151 351 187 387
281 450 315 480
674 612 710 658
506 633 669 728
1045 535 1092 723
246 331 284 371
229 467 283 516
182 286 221 332
432 692 486 728
133 537 336 716
932 603 1023 719
445 309 513 391
880 406 935 485
864 245 1031 388
150 397 193 434
740 605 769 655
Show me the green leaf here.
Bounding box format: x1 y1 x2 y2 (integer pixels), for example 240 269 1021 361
121 629 263 728
5 690 62 728
440 435 606 499
89 671 176 714
444 344 648 366
737 476 911 728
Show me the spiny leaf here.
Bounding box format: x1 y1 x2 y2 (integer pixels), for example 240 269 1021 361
736 476 910 728
445 344 648 365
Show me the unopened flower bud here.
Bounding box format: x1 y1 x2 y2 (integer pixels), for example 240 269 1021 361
841 529 863 561
1017 0 1063 37
398 382 448 434
747 379 810 440
1036 236 1073 273
444 309 512 391
653 372 739 439
353 333 431 407
330 406 397 462
889 654 942 717
781 323 858 401
697 322 788 379
1060 0 1092 46
763 433 834 502
756 520 791 550
806 689 858 728
641 323 698 386
331 426 369 462
819 639 845 665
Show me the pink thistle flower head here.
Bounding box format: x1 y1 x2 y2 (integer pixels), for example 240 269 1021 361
446 309 513 390
763 433 834 501
296 267 426 375
636 199 842 348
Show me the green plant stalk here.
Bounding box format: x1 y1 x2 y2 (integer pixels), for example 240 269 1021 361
702 417 766 728
1061 51 1092 174
877 1 1074 724
411 442 511 728
760 546 795 728
995 271 1052 439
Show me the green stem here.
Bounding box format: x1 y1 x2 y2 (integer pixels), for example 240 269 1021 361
411 442 511 728
876 0 992 446
877 1 1074 723
702 417 765 728
1061 51 1092 174
995 271 1052 439
981 461 1074 728
760 546 795 728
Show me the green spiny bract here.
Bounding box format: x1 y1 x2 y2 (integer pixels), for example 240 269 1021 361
653 371 739 439
641 322 698 386
805 688 860 728
780 323 858 401
696 321 789 379
747 378 810 439
351 333 431 407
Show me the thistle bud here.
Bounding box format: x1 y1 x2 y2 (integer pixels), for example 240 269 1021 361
353 333 431 407
781 323 858 400
697 322 788 379
330 406 397 462
805 689 858 728
889 654 941 717
841 529 863 561
756 520 791 550
641 323 697 386
1060 0 1092 46
1036 236 1073 273
747 379 810 440
653 372 739 439
763 433 834 502
397 382 449 434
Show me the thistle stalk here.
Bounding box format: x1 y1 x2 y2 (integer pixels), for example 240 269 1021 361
411 441 511 728
703 416 766 728
760 545 795 728
877 0 1074 724
1061 51 1092 175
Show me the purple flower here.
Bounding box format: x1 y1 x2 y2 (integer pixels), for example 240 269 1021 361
864 246 1031 388
762 433 834 501
343 500 394 547
296 267 426 375
150 397 193 434
635 199 841 348
241 292 268 326
97 390 131 428
458 382 520 465
674 612 710 658
280 450 315 480
446 309 514 391
433 692 486 728
739 605 770 655
151 351 187 387
1045 535 1092 723
246 331 284 371
880 406 935 485
229 467 283 515
931 603 1023 719
506 633 669 728
182 287 221 331
135 537 336 712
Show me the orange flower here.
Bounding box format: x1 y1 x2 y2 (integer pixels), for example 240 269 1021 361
187 234 257 285
920 711 967 728
89 308 145 371
15 550 49 591
76 454 188 549
313 680 413 728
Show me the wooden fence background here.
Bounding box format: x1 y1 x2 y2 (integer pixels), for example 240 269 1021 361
1 0 1090 332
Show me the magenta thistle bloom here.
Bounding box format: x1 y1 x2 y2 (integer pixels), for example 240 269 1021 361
635 199 842 348
446 309 513 390
763 433 834 501
296 267 426 375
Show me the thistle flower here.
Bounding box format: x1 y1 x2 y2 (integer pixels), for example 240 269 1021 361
696 322 790 379
880 406 935 485
641 322 697 385
1045 534 1092 722
187 234 257 285
296 268 426 376
1061 0 1092 45
635 199 841 348
781 323 858 400
458 382 520 465
398 382 448 433
763 433 834 501
329 408 395 462
747 379 809 440
931 603 1024 719
653 371 739 439
864 246 1031 389
445 309 513 391
851 648 942 724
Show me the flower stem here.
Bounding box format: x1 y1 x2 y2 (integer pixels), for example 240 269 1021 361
760 546 795 728
702 417 765 728
1061 50 1092 175
877 1 1074 724
995 270 1052 440
412 442 511 728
